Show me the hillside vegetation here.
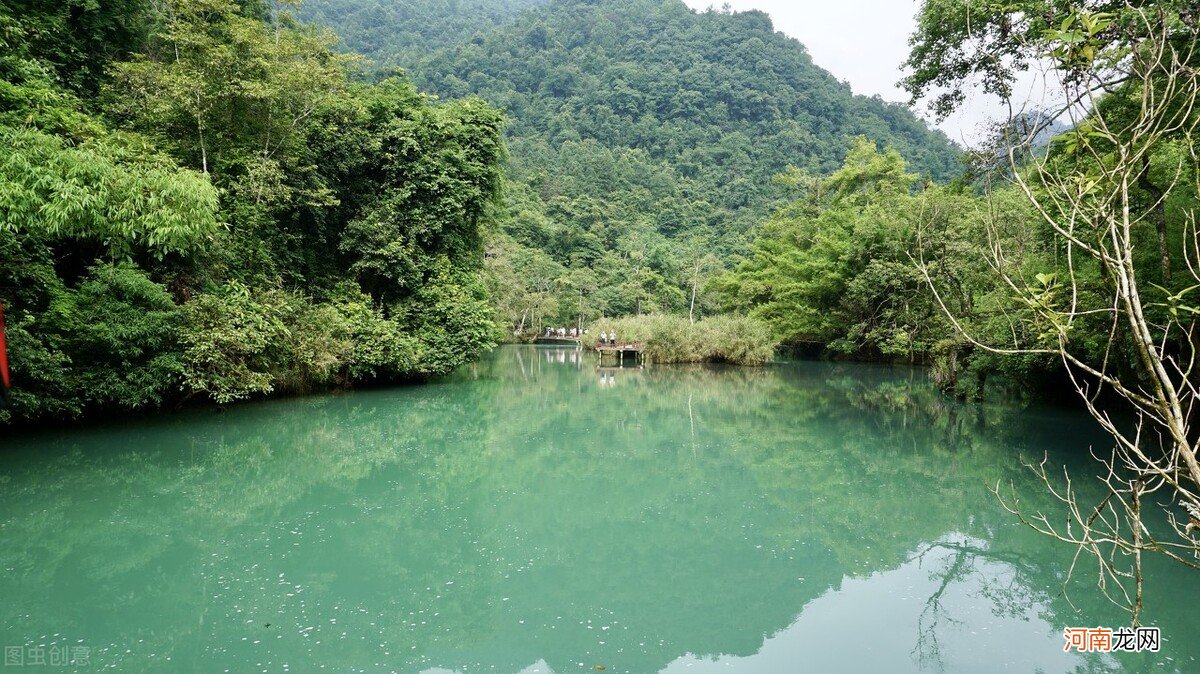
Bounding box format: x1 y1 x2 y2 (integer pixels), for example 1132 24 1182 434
0 0 503 424
298 0 548 65
306 0 963 332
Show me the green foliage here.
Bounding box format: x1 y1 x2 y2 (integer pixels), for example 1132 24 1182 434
398 260 496 377
591 314 777 366
416 0 961 183
900 0 1200 399
715 135 1077 398
178 281 438 404
298 0 547 67
306 0 964 334
23 0 1181 424
106 0 356 177
324 283 421 382
0 263 184 422
50 264 185 409
179 282 297 404
716 139 938 358
0 127 220 257
1 0 506 424
483 230 573 337
0 0 151 96
903 0 1199 119
0 38 98 134
341 86 505 300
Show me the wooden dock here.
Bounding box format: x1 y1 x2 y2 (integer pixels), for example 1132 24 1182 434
595 343 644 365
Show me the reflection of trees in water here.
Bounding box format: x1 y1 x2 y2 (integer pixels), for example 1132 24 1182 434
909 537 1042 672
904 533 1155 674
0 347 1195 671
911 541 970 673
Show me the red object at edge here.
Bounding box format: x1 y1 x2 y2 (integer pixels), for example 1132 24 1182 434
0 300 10 391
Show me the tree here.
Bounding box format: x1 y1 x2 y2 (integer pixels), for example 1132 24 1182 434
0 0 508 423
903 0 1198 121
0 127 219 258
683 247 721 324
716 138 949 360
106 0 352 177
911 1 1200 622
341 83 505 302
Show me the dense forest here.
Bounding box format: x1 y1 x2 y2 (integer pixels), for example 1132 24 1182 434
298 0 548 66
0 0 504 424
293 0 1061 397
305 0 963 330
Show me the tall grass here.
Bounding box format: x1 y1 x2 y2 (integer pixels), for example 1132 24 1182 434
590 314 777 365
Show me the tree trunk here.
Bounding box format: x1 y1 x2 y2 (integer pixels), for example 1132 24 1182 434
689 278 698 324
1139 155 1169 285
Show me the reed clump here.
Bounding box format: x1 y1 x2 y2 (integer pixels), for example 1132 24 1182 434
590 314 777 365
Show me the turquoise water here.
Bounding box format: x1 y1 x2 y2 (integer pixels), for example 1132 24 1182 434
1 346 1196 672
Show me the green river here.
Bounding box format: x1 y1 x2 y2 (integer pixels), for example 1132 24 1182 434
2 346 1197 673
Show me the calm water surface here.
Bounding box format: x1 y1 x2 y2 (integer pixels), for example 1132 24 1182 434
1 346 1198 672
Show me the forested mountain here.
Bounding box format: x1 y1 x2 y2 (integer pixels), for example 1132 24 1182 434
297 0 548 65
416 0 960 183
306 0 963 331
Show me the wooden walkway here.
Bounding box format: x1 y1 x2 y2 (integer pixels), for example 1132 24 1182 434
595 343 644 364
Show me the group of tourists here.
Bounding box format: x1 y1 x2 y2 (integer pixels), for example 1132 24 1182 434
536 325 619 345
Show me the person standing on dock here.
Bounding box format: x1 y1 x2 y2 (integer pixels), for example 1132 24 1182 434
600 331 607 346
610 331 617 347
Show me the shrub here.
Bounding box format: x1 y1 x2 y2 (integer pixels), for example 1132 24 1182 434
180 282 297 404
179 282 432 404
395 260 496 377
2 262 184 423
326 284 420 382
52 263 185 410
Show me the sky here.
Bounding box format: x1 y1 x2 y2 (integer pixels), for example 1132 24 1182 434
679 0 1045 145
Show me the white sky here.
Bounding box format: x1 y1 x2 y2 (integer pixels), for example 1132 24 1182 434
680 0 1038 145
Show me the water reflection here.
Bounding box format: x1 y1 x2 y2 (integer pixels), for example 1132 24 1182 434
661 536 1102 674
0 346 1196 672
541 347 583 366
